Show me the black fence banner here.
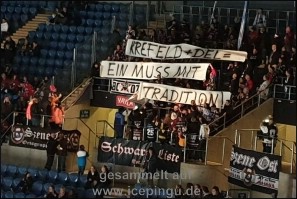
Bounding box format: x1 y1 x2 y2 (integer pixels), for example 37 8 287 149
98 136 182 173
228 145 282 194
9 125 81 152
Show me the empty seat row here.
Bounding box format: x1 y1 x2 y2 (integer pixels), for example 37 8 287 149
87 3 130 14
79 10 129 21
1 0 46 8
31 32 90 44
1 6 37 16
4 13 31 23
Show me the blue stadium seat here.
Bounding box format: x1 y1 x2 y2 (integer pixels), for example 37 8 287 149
84 189 95 198
96 4 103 11
86 19 95 27
120 4 129 13
102 20 111 27
94 27 101 33
111 4 120 13
36 66 45 76
12 177 22 189
103 12 111 19
46 59 55 67
37 24 46 32
88 4 96 11
17 167 27 178
21 7 29 14
119 13 128 21
69 26 77 34
65 51 73 60
30 57 38 66
85 27 93 34
81 18 86 26
29 7 37 17
76 34 84 43
48 49 56 58
63 60 72 67
1 164 8 176
58 42 66 50
87 11 95 19
94 11 103 20
82 53 91 61
66 43 75 51
103 4 111 12
51 32 59 40
7 165 17 177
19 65 27 75
67 34 76 42
119 21 127 29
27 168 38 180
32 181 43 196
45 24 53 32
77 26 85 34
4 191 14 199
28 31 36 40
44 32 52 40
78 175 87 187
21 14 29 25
50 41 58 49
12 14 21 22
35 31 43 40
14 192 26 198
59 33 67 41
57 172 68 184
45 66 54 76
79 10 87 18
40 49 48 58
53 24 61 33
61 25 69 34
101 27 110 35
56 51 65 59
1 6 6 13
48 170 58 183
55 59 63 68
5 13 12 21
100 45 108 52
38 169 48 182
14 7 22 14
42 183 52 195
3 177 13 191
68 173 78 187
94 19 102 27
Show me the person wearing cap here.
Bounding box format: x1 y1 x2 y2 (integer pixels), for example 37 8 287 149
259 115 278 154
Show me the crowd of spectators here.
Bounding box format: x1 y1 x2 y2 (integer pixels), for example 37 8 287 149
92 9 296 162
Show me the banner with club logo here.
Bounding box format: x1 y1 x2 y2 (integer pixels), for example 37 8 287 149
111 79 140 95
98 136 182 173
9 125 81 152
228 145 281 194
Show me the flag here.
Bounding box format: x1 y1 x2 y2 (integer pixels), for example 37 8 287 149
237 1 249 50
210 1 217 24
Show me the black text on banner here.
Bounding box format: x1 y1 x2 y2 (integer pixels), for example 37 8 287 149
9 125 81 152
125 39 248 62
98 136 182 173
228 145 281 195
100 61 209 81
135 82 231 108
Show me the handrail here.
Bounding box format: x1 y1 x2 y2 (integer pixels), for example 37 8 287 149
1 111 14 123
96 120 116 137
61 77 92 104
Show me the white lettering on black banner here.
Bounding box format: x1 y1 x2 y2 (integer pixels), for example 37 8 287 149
134 82 231 108
100 61 209 81
111 79 140 94
125 39 248 62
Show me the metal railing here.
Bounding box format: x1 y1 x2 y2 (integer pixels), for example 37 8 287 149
273 84 296 101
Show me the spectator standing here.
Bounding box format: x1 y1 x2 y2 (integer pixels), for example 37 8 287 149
85 165 99 189
284 68 295 98
259 115 278 154
253 8 266 29
44 133 58 171
77 144 89 176
56 133 68 172
114 107 125 138
257 75 270 101
1 18 9 40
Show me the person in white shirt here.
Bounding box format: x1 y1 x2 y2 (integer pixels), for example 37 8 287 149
253 8 266 29
257 74 270 100
197 123 210 162
1 18 9 39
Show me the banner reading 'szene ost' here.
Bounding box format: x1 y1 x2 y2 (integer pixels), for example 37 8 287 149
125 39 247 62
131 82 231 108
100 61 210 81
9 125 81 152
228 145 281 195
98 136 182 173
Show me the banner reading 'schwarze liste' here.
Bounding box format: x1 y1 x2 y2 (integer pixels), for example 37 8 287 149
125 39 248 62
228 145 281 195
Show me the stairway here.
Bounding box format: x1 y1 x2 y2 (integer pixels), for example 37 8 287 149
61 78 92 111
1 13 51 48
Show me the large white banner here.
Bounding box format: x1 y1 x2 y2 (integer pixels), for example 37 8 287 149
125 39 247 62
100 61 209 81
134 82 231 108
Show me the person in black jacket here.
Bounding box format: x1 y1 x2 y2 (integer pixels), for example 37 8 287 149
44 184 58 199
284 68 295 99
56 133 68 172
45 133 58 171
142 147 157 187
16 172 33 194
85 165 99 189
96 165 112 199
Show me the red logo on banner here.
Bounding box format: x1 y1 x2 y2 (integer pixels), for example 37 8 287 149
116 95 135 109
